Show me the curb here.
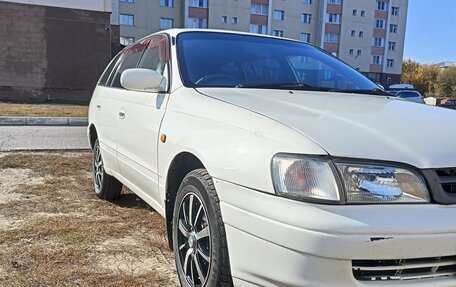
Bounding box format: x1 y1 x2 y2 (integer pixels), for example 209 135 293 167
0 116 88 126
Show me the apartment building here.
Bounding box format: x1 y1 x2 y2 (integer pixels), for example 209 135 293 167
118 0 408 86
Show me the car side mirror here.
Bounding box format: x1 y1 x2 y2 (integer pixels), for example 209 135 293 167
120 68 167 93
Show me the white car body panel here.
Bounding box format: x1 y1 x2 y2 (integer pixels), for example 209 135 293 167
88 29 456 286
197 88 456 169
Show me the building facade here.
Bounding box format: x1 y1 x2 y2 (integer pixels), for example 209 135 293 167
118 0 408 86
0 0 119 103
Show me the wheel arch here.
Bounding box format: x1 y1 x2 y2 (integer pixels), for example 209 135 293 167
165 151 205 249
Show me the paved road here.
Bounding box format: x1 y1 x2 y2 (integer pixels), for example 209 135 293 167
0 126 90 151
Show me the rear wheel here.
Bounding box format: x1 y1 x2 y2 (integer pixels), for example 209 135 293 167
93 139 122 199
173 169 233 287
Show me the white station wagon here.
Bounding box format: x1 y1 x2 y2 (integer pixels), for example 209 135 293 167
88 29 456 287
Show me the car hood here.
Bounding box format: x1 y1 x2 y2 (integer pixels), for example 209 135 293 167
196 88 456 169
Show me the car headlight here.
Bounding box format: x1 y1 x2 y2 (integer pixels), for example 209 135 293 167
334 161 430 204
271 154 431 204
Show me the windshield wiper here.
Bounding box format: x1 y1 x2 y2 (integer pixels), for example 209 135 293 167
329 88 390 96
236 82 332 91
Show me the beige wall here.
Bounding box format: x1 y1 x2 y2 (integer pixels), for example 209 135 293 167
384 0 408 75
339 0 377 72
270 0 320 41
208 0 250 32
0 0 112 11
119 0 184 41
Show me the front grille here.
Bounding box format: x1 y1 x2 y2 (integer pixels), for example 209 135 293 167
422 168 456 204
436 169 456 194
352 256 456 281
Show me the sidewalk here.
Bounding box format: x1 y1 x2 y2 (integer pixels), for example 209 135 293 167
0 116 88 126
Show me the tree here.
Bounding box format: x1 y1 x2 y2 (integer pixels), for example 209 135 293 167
436 67 456 98
401 60 440 97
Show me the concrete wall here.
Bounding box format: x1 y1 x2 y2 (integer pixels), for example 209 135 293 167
0 1 116 104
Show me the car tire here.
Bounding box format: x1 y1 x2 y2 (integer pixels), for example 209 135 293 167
93 139 122 200
173 169 233 287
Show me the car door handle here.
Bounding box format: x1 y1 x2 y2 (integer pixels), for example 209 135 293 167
119 108 126 119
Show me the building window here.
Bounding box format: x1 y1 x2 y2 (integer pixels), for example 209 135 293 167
273 30 284 37
119 14 134 26
351 30 356 36
303 0 312 4
221 16 227 23
392 7 399 16
376 1 388 11
120 36 134 46
357 50 362 56
352 9 357 16
326 13 341 24
160 18 174 29
188 18 207 28
327 0 342 4
251 3 268 15
300 33 310 43
368 72 381 82
274 10 285 20
324 32 340 43
189 0 207 8
387 59 394 67
372 55 383 65
301 13 312 23
375 19 385 29
372 37 384 47
360 10 365 17
120 0 134 3
250 24 267 34
388 41 396 51
160 0 173 7
349 49 354 55
359 31 364 37
390 24 398 33
232 17 238 24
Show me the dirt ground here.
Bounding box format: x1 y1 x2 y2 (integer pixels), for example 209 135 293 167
0 152 179 286
0 103 88 117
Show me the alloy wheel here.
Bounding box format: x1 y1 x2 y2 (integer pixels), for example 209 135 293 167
177 192 211 287
94 143 104 192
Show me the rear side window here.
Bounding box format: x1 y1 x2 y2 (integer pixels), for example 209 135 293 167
110 40 149 88
98 53 122 86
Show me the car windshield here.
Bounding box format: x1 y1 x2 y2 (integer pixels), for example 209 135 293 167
176 32 386 95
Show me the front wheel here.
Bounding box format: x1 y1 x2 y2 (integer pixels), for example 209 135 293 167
172 169 233 287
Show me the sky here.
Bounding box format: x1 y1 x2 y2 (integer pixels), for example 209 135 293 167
404 0 456 64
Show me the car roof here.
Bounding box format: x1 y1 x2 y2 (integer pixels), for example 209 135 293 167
141 28 304 43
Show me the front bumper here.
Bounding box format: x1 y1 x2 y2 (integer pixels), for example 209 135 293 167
214 179 456 287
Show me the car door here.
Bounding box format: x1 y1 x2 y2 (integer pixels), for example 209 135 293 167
116 35 170 206
93 52 123 173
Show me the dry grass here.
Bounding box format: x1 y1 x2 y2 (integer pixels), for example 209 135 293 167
0 152 178 286
0 103 88 117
